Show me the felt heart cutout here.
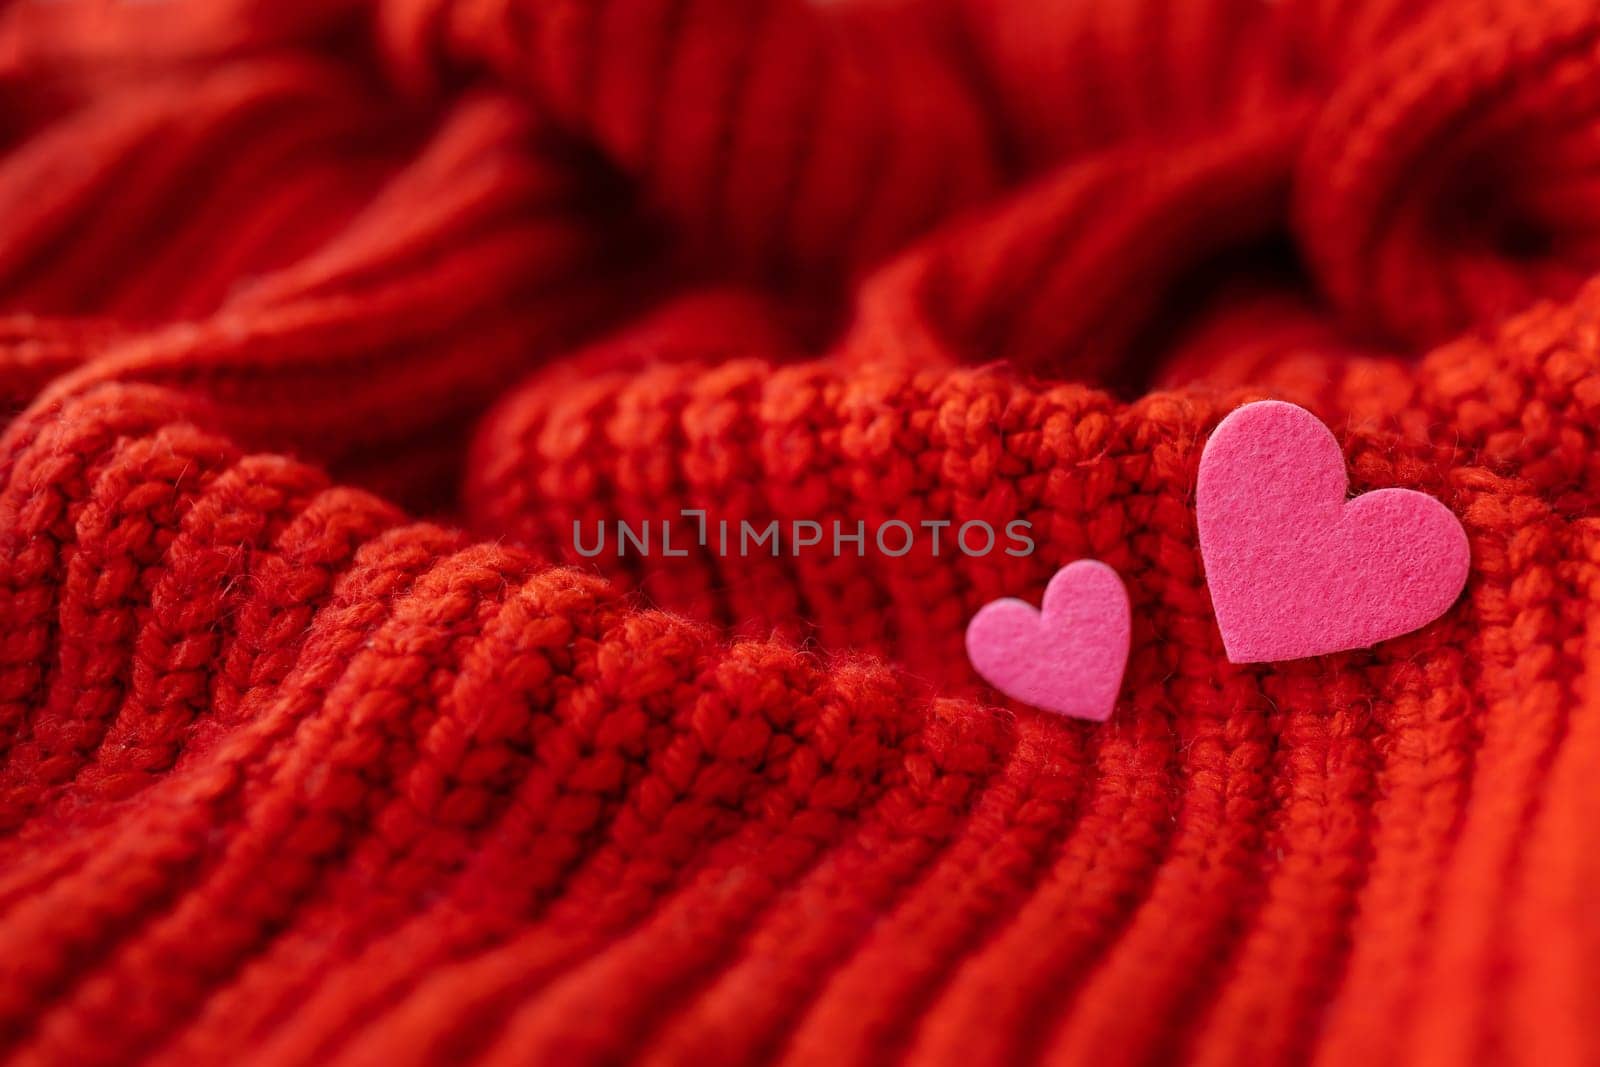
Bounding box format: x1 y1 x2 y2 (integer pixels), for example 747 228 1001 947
1196 400 1470 663
964 560 1131 721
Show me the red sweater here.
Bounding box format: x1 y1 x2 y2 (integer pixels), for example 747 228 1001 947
0 0 1597 1064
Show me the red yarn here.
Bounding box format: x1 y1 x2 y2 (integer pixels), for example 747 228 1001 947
0 1 1598 1064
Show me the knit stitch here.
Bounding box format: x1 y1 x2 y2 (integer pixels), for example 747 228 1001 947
0 1 1597 1065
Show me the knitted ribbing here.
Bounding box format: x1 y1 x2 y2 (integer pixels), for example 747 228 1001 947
0 1 1599 1065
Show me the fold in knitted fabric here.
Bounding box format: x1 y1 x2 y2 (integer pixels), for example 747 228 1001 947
0 1 1598 1065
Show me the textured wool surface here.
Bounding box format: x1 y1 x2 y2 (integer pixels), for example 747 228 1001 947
0 1 1599 1065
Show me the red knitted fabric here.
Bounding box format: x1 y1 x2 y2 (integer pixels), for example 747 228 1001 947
1 1 1599 1064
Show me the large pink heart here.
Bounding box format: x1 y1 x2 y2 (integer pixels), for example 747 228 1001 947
964 560 1131 721
1196 400 1470 663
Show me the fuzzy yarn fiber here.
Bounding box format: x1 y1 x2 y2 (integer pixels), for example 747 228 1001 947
1 0 1599 1064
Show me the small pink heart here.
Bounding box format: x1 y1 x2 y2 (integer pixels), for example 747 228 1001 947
1197 400 1470 663
964 560 1131 721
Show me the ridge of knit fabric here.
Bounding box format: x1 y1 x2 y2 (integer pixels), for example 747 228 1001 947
0 1 1599 1065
